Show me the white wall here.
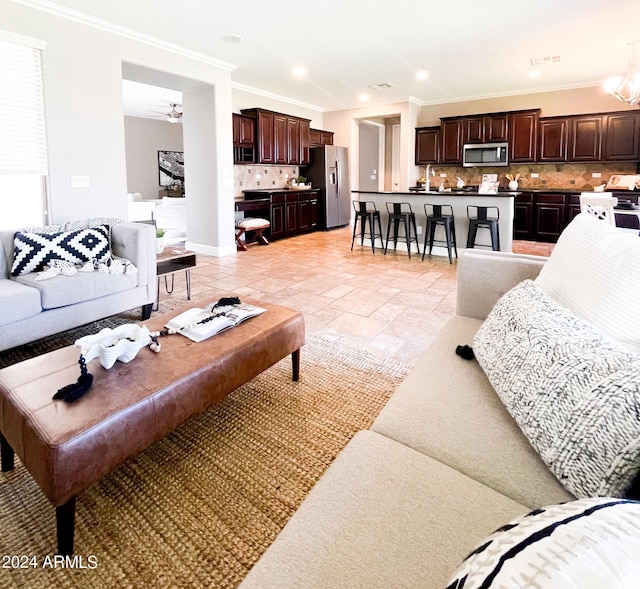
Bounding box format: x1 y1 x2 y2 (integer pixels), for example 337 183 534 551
358 123 380 192
2 0 234 254
124 116 184 199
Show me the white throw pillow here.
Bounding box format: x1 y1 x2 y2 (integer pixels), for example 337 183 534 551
474 280 640 498
446 498 640 589
535 212 640 354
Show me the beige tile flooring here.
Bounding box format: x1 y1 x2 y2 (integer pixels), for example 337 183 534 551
158 228 553 366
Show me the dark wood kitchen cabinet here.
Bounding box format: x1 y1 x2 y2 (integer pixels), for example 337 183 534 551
538 117 569 162
241 108 311 165
415 126 440 164
299 119 310 164
604 112 640 160
463 113 509 144
232 114 256 163
274 113 288 164
534 192 566 242
569 115 604 161
440 119 463 164
309 128 334 147
243 189 320 241
514 192 534 240
508 110 539 163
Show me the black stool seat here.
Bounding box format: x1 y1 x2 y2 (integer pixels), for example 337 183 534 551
466 205 500 251
351 200 383 253
384 202 420 258
422 204 457 264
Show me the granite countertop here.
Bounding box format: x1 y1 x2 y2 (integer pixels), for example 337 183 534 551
352 189 519 197
242 187 318 194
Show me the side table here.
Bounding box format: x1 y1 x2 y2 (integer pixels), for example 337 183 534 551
156 248 197 310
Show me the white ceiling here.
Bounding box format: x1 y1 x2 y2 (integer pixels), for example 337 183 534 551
28 0 640 115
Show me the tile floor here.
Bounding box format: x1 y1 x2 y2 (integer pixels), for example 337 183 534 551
158 228 554 366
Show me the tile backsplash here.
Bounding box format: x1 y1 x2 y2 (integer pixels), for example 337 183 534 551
419 162 638 191
234 165 299 196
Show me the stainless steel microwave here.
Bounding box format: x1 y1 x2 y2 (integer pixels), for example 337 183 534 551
462 142 508 167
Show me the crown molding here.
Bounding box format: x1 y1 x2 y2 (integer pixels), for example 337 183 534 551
12 0 236 71
231 82 323 113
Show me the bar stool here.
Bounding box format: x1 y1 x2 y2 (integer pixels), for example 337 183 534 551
422 204 457 263
384 202 420 258
466 205 500 251
351 200 384 253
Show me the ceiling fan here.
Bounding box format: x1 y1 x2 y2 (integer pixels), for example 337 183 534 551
150 103 183 123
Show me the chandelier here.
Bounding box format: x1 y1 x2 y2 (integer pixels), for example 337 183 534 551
603 41 640 106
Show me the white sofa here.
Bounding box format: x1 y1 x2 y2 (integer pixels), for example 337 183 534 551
239 213 640 588
0 220 157 352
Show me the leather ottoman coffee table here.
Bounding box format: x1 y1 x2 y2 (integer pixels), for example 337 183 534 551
0 299 304 555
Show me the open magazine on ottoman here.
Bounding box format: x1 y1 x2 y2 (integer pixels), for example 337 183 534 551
165 302 266 342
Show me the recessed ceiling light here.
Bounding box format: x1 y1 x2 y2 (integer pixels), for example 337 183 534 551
528 69 541 78
416 69 429 81
359 93 370 102
292 65 307 78
222 34 244 43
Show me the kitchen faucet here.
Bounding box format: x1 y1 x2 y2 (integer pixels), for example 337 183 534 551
425 165 435 191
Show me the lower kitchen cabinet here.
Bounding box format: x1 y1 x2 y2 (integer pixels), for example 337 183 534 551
514 192 534 239
515 190 640 243
515 192 566 242
244 190 320 241
534 193 566 242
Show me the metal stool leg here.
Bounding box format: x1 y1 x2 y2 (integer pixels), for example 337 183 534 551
375 214 383 252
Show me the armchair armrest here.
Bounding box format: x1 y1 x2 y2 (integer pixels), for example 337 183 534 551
456 250 547 320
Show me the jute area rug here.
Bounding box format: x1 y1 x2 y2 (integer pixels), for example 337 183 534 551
0 306 410 589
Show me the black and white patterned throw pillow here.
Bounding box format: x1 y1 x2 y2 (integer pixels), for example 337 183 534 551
447 498 640 589
11 225 111 276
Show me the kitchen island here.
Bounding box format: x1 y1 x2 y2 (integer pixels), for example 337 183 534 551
352 190 517 255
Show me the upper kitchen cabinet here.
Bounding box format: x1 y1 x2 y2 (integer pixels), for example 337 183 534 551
241 108 311 165
538 117 569 162
309 128 334 147
539 110 639 163
508 110 540 163
440 118 463 164
232 114 256 164
299 120 311 164
604 112 640 161
415 127 440 164
463 113 509 144
569 115 603 161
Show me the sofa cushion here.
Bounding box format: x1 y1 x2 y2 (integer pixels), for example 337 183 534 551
447 497 640 588
372 315 574 509
239 430 528 589
0 279 41 326
474 279 640 499
535 212 640 354
11 225 111 276
15 270 138 310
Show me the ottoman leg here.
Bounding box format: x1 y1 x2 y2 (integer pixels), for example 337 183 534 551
1 433 14 472
292 349 300 382
56 498 76 555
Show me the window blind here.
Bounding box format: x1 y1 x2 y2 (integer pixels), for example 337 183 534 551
0 37 48 175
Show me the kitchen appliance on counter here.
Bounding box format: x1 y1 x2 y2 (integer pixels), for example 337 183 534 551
463 142 508 167
306 145 350 229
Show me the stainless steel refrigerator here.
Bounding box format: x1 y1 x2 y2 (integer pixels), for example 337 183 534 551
307 145 350 229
